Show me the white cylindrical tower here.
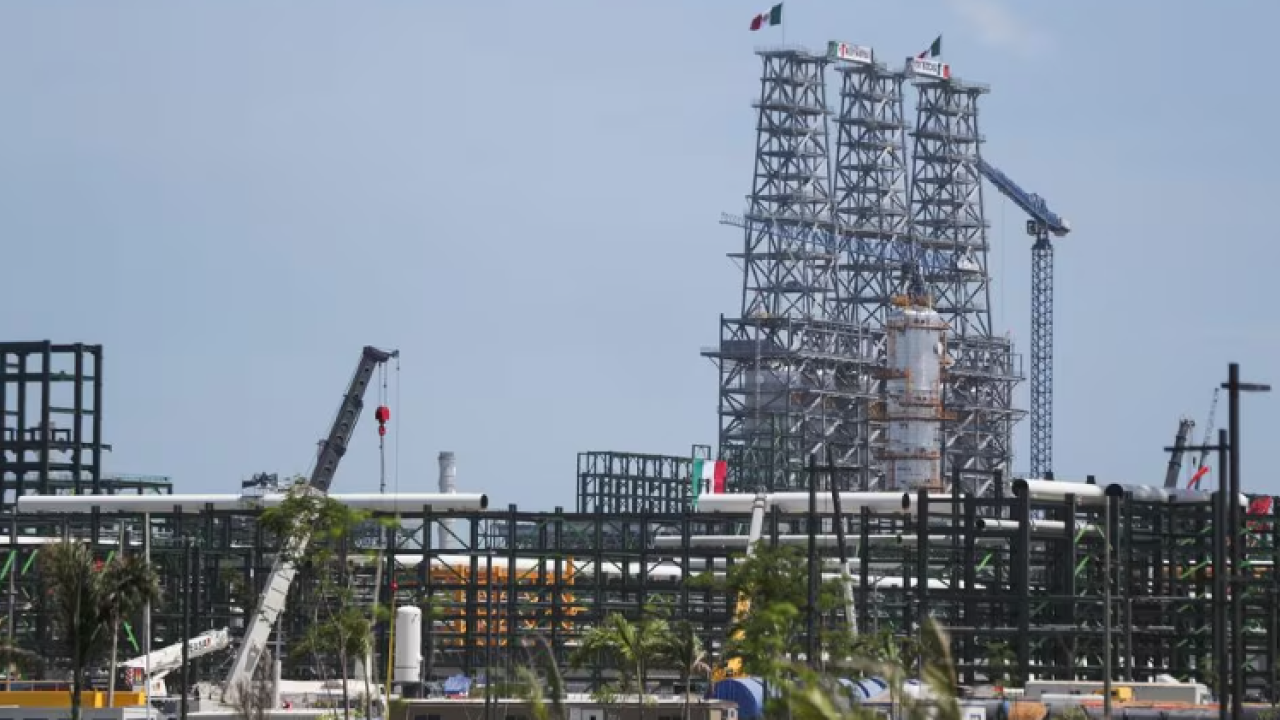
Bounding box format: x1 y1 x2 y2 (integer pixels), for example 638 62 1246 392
393 606 423 685
883 299 950 491
437 452 457 550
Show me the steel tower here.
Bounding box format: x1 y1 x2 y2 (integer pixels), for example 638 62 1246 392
906 71 1023 488
828 55 913 489
705 48 868 492
1029 237 1053 476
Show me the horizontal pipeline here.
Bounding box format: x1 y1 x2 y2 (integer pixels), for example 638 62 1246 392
15 492 490 515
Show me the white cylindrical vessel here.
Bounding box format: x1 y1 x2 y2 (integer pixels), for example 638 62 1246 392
883 302 948 491
393 606 423 685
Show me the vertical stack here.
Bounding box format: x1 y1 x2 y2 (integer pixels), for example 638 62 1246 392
706 49 867 493
906 73 1023 490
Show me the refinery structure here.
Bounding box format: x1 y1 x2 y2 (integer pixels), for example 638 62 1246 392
1 42 1278 713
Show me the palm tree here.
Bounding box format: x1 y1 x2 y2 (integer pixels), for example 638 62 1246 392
573 613 669 720
102 554 162 706
658 621 710 720
41 541 161 720
844 618 960 720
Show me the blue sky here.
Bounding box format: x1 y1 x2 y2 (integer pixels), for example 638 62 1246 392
2 1 1276 509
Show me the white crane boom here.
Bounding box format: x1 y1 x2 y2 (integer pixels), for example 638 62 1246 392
221 346 397 703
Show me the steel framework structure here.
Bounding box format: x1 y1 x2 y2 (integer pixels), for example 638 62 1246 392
828 58 913 491
1030 237 1053 477
576 447 710 516
906 76 1023 490
705 48 871 493
6 480 1280 696
0 341 107 504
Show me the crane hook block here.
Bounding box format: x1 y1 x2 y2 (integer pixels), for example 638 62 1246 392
375 405 390 437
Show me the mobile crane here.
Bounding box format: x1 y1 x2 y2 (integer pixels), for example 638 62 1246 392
974 159 1071 479
122 628 232 697
221 346 399 703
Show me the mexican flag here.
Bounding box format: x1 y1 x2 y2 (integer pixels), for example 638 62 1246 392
690 458 728 496
916 35 942 59
749 4 783 31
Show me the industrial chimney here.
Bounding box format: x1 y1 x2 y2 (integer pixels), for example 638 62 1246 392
437 451 457 550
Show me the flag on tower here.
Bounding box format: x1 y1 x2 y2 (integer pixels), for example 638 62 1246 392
690 458 728 497
749 4 783 31
916 35 942 59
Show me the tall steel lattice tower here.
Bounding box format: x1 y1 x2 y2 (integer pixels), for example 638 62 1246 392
706 48 870 492
1029 237 1053 477
906 72 1023 489
832 59 912 331
828 57 913 489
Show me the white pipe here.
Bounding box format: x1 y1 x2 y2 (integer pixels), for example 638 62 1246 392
694 491 957 515
1012 479 1105 501
975 518 1103 535
650 533 998 549
17 492 489 514
1013 479 1247 507
17 494 247 514
260 492 488 512
1105 484 1246 506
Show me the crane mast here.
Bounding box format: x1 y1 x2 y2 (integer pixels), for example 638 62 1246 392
974 159 1071 478
222 345 399 701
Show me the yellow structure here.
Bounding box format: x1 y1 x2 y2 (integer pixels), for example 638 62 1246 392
391 555 584 647
0 688 147 708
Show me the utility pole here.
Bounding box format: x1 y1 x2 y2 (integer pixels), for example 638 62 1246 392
1223 363 1270 719
1102 492 1113 720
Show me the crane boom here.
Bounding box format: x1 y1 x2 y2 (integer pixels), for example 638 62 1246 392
1164 418 1196 488
222 345 399 700
974 158 1071 478
975 159 1071 237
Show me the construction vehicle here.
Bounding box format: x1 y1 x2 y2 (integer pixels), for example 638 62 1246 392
121 628 232 697
220 346 398 703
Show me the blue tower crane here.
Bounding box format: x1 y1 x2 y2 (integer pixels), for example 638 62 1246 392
974 158 1072 478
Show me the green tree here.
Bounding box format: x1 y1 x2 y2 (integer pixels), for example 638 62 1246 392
572 612 669 720
983 640 1020 686
41 541 161 720
782 617 961 720
658 621 710 720
719 543 850 678
513 636 566 720
260 482 384 720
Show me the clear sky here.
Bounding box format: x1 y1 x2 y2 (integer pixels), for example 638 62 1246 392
2 1 1276 509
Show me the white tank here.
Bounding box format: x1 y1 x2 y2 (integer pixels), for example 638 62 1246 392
437 452 457 550
883 301 949 490
393 606 423 685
